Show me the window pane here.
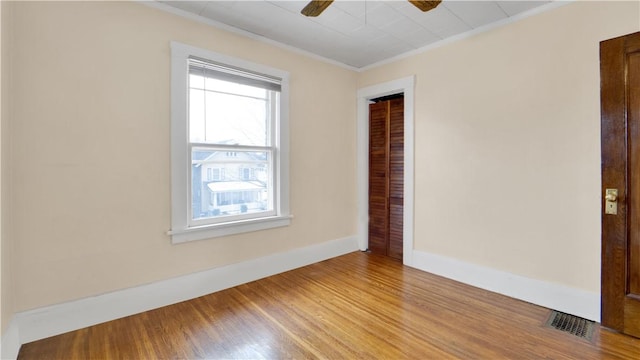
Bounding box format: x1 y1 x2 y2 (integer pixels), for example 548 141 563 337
191 149 273 220
189 75 275 146
205 77 268 99
189 73 204 89
189 88 206 143
203 91 268 146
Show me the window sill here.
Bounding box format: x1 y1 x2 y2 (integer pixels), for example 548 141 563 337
169 215 293 244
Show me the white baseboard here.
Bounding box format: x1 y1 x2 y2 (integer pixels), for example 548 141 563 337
411 250 600 322
1 319 20 360
1 236 359 358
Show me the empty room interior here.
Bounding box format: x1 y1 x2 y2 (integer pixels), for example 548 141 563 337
2 0 640 358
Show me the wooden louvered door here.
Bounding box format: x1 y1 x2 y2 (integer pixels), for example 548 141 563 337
369 96 404 260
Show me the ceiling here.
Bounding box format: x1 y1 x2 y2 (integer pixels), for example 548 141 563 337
156 1 555 69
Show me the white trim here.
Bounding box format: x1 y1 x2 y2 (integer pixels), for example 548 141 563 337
1 318 20 360
357 76 415 267
412 250 600 322
1 242 600 356
169 215 292 243
144 0 569 73
141 1 358 72
5 236 358 348
170 41 291 243
359 1 573 72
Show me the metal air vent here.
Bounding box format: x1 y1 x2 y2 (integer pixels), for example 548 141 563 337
545 310 595 341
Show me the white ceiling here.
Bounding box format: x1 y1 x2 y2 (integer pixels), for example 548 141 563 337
156 0 555 69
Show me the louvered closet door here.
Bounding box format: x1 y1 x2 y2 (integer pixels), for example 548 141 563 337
388 98 404 260
369 101 389 255
368 97 404 260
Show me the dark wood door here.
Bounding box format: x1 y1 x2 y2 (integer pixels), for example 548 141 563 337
601 31 640 338
369 97 403 260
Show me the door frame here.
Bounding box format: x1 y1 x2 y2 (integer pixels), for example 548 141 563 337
357 76 415 266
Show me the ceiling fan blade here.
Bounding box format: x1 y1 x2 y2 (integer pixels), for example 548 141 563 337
408 0 442 12
301 0 334 17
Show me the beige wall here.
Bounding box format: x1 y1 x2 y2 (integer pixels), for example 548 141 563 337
0 0 13 336
360 1 639 293
5 1 357 312
5 0 639 322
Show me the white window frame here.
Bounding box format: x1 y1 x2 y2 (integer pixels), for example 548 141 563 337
169 42 291 244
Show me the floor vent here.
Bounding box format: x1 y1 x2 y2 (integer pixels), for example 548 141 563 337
545 310 595 341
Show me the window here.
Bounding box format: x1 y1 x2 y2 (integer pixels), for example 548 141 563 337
212 168 224 181
170 42 291 243
206 168 224 181
239 168 251 180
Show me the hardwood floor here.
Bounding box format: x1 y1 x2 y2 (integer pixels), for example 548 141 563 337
18 252 640 359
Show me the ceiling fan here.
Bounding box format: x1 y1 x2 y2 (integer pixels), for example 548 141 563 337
301 0 442 17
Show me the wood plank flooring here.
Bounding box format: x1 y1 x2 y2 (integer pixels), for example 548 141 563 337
18 252 640 359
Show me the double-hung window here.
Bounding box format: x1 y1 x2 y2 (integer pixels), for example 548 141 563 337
170 42 290 243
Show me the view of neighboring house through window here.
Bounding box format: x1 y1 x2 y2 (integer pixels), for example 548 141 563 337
189 57 278 223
